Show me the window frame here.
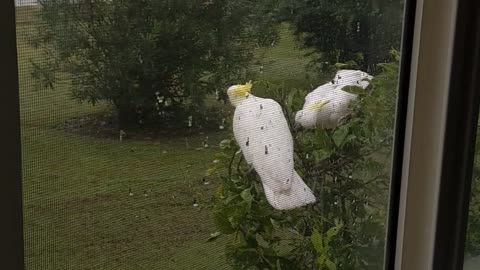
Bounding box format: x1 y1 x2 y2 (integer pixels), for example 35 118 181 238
383 0 417 267
433 0 480 268
391 0 480 269
392 0 459 267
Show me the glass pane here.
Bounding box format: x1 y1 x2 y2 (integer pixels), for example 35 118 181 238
464 126 480 269
16 0 405 269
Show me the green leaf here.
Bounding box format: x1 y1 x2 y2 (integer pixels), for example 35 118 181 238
325 224 343 246
317 254 327 267
270 218 281 230
333 127 349 147
313 149 332 163
212 209 236 234
286 88 296 107
224 194 240 205
240 188 253 203
311 229 324 253
325 259 337 270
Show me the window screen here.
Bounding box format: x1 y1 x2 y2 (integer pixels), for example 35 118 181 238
15 1 405 269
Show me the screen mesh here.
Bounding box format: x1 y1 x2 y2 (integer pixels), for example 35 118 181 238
16 1 404 269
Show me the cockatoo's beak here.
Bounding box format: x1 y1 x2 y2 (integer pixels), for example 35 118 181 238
233 81 253 97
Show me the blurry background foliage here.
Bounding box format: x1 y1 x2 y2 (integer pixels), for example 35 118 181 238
32 0 404 131
278 0 404 73
33 0 279 129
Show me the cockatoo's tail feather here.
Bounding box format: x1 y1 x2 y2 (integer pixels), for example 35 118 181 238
263 171 316 210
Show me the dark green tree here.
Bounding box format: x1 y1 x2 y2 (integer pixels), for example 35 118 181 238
33 0 278 128
280 0 404 72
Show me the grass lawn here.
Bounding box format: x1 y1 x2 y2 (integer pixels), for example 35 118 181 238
16 7 321 270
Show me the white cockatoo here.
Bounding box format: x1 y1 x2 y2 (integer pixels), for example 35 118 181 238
227 81 316 210
295 69 373 129
332 69 373 88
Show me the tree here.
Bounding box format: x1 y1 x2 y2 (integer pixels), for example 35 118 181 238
208 52 400 269
280 0 404 72
33 0 278 128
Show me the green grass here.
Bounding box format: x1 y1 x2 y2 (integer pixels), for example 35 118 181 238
16 9 318 270
255 24 324 90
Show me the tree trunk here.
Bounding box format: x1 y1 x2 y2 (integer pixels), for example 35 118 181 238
116 103 138 130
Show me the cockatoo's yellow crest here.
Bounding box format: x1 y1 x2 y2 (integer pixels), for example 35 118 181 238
233 81 253 97
307 100 331 111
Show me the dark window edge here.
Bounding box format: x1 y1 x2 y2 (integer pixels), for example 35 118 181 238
383 0 417 269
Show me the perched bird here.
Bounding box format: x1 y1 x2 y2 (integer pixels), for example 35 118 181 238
295 69 373 129
227 81 316 210
295 83 357 129
332 69 373 87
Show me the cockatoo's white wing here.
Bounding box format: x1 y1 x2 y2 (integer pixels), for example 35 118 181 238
297 83 337 129
233 106 255 164
305 84 334 104
296 82 359 129
233 96 315 210
234 96 294 192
